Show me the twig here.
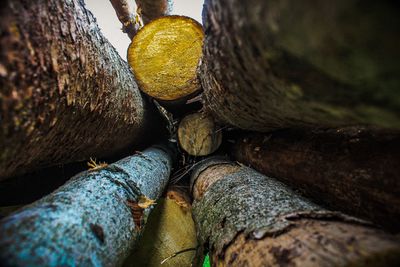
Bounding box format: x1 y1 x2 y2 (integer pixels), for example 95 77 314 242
160 247 196 265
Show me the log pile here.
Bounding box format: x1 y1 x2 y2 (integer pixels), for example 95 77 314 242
1 0 399 266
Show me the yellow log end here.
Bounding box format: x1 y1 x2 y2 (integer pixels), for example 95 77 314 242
128 16 204 101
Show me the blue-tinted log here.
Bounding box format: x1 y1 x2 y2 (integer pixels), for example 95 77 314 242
0 146 172 267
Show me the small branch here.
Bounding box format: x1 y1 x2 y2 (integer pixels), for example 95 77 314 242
109 0 139 39
160 247 196 265
135 0 173 24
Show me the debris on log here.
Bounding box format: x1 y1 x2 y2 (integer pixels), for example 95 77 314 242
178 113 222 156
200 0 400 131
232 127 400 232
191 158 400 266
128 16 203 102
0 145 173 266
135 0 173 24
124 186 196 267
0 0 159 180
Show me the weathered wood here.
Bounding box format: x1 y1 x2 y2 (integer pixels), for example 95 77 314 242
128 16 203 102
0 0 159 180
135 0 173 24
232 128 400 232
109 0 140 39
124 186 196 267
200 0 400 131
191 158 400 266
178 113 222 156
0 145 173 267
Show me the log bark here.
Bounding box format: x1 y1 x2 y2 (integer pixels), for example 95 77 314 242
232 128 400 232
135 0 173 24
191 158 400 266
178 113 222 156
124 186 197 267
127 16 203 102
0 0 159 180
0 145 173 267
200 0 400 131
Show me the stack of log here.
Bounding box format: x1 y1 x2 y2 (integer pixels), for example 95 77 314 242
0 0 399 266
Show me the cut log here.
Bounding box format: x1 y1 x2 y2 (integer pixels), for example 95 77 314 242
124 186 196 267
232 128 400 232
128 16 203 102
191 158 400 266
0 0 160 180
135 0 173 24
200 0 400 131
178 113 222 156
0 145 173 266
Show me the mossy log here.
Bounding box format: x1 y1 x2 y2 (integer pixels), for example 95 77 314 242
128 16 203 102
0 145 173 266
124 186 197 267
191 158 400 266
135 0 173 24
0 0 160 181
200 0 400 131
178 113 222 156
232 128 400 232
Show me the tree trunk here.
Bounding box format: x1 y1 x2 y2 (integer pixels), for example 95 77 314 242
232 127 400 232
124 186 197 267
191 158 400 266
200 0 400 131
0 145 173 267
0 0 159 180
135 0 173 24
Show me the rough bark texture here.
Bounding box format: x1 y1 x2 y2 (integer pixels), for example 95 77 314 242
110 0 139 39
178 113 222 156
124 186 197 267
0 0 158 180
0 146 173 267
135 0 173 24
191 158 400 266
232 127 400 232
200 0 400 131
